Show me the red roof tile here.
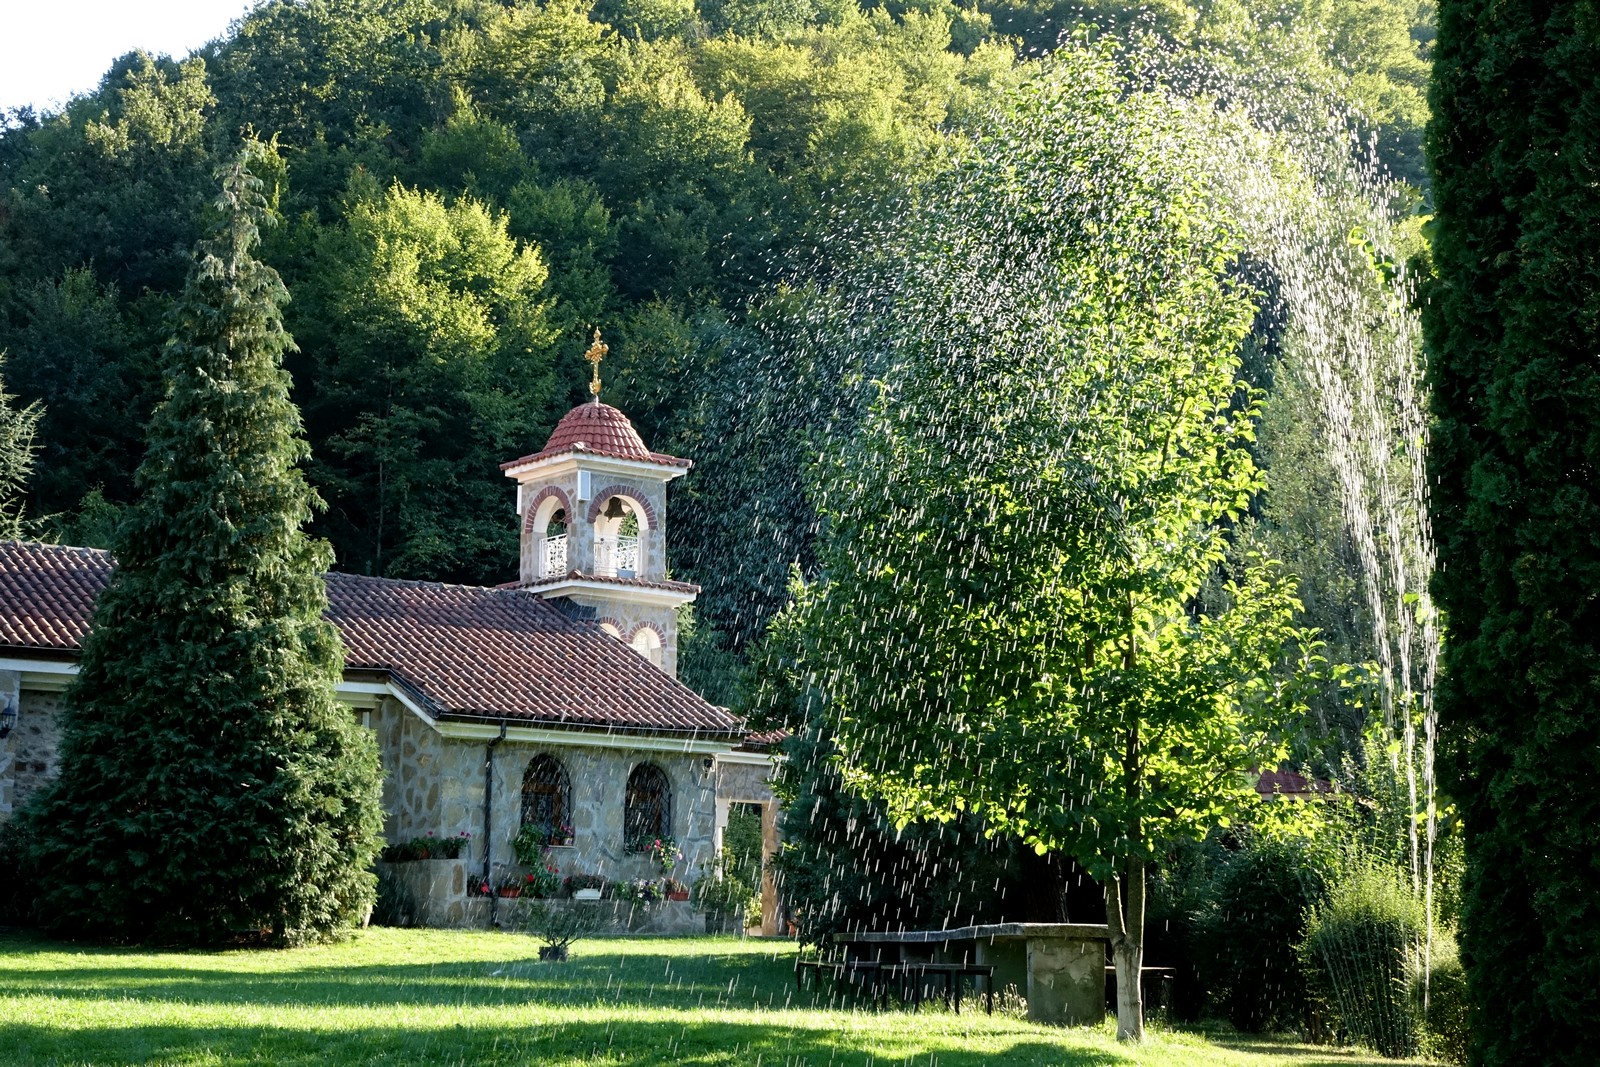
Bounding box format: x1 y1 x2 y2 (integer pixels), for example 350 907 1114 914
501 401 690 471
0 541 738 737
1254 768 1333 797
0 541 108 651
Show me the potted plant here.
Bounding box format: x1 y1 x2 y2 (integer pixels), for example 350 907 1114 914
564 872 607 901
644 837 683 877
496 875 525 899
663 877 690 902
512 824 552 868
379 830 472 862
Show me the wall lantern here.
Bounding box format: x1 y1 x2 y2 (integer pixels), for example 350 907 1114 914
0 671 15 738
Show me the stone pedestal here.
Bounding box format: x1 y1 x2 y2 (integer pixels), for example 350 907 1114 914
1025 936 1105 1025
377 859 473 927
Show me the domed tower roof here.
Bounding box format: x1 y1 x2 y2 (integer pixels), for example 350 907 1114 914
543 401 652 461
500 401 690 473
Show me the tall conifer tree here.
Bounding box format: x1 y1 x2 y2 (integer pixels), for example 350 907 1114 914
22 145 383 945
1426 4 1600 1063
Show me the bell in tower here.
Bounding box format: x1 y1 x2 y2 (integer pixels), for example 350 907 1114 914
499 330 698 676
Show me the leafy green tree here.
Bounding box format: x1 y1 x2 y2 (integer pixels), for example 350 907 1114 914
17 146 384 945
1424 2 1600 1063
2 269 149 519
0 354 42 538
299 178 558 582
770 51 1317 1039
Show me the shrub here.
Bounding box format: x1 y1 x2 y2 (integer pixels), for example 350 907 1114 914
1412 929 1469 1066
371 866 417 927
518 899 610 960
1193 838 1328 1033
1299 865 1426 1058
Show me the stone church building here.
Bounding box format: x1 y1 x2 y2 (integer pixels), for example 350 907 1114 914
0 392 781 932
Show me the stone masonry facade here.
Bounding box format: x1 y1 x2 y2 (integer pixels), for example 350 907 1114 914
0 683 63 819
373 696 717 924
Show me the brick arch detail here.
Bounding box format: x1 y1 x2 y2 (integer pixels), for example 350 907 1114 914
522 485 572 532
595 616 626 636
627 622 665 646
586 484 657 528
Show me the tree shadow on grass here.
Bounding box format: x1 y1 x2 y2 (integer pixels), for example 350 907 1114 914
6 950 806 1012
1 936 1143 1066
1203 1037 1417 1066
0 1019 1135 1067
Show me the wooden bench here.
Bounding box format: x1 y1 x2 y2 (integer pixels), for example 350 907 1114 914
1104 966 1177 1014
904 962 995 1014
796 958 916 1009
834 923 1111 1025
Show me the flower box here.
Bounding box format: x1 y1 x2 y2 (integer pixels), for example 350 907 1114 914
572 888 603 902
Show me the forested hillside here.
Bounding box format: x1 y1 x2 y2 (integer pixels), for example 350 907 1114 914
0 0 1432 680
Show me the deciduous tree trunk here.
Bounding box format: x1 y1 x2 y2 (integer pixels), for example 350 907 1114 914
1104 857 1146 1042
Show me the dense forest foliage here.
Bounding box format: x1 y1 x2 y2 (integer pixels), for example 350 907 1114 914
0 0 1432 677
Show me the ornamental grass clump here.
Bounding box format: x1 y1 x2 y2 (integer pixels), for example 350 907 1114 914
1299 865 1426 1058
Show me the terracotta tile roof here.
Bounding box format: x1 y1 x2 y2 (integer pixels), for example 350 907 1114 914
0 541 739 737
737 728 789 753
326 573 735 733
1254 767 1333 797
0 541 109 652
520 571 701 595
501 401 690 471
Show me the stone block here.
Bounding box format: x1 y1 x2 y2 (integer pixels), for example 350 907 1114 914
1025 937 1105 1026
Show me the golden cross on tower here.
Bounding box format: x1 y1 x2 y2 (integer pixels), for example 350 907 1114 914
584 327 609 399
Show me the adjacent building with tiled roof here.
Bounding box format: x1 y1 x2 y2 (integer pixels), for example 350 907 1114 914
0 396 781 932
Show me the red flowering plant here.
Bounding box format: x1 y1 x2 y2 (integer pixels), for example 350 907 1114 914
525 860 561 899
645 837 682 876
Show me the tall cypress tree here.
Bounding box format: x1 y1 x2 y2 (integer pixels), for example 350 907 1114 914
1425 4 1600 1063
21 145 383 945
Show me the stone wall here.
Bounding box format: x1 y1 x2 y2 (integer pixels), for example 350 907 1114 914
715 760 775 804
1 685 62 819
373 702 719 925
374 696 445 839
560 593 681 677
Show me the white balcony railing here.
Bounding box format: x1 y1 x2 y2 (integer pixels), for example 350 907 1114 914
594 535 639 578
543 534 568 577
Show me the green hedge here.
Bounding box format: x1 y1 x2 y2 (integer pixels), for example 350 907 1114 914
1194 840 1327 1033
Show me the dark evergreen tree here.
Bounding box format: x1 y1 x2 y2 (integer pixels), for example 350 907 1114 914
1425 3 1600 1063
19 145 384 945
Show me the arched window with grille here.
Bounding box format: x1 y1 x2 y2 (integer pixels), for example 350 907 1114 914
624 762 671 851
521 754 572 845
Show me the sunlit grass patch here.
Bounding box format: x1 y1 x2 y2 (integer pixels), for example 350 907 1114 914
0 927 1430 1066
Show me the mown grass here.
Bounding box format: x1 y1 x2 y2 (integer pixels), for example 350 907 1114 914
0 927 1426 1066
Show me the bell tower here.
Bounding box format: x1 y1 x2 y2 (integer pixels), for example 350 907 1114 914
501 331 697 677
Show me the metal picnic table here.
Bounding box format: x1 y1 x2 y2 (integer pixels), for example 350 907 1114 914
830 922 1110 1025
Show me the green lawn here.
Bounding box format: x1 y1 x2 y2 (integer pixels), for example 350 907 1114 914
0 927 1425 1066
